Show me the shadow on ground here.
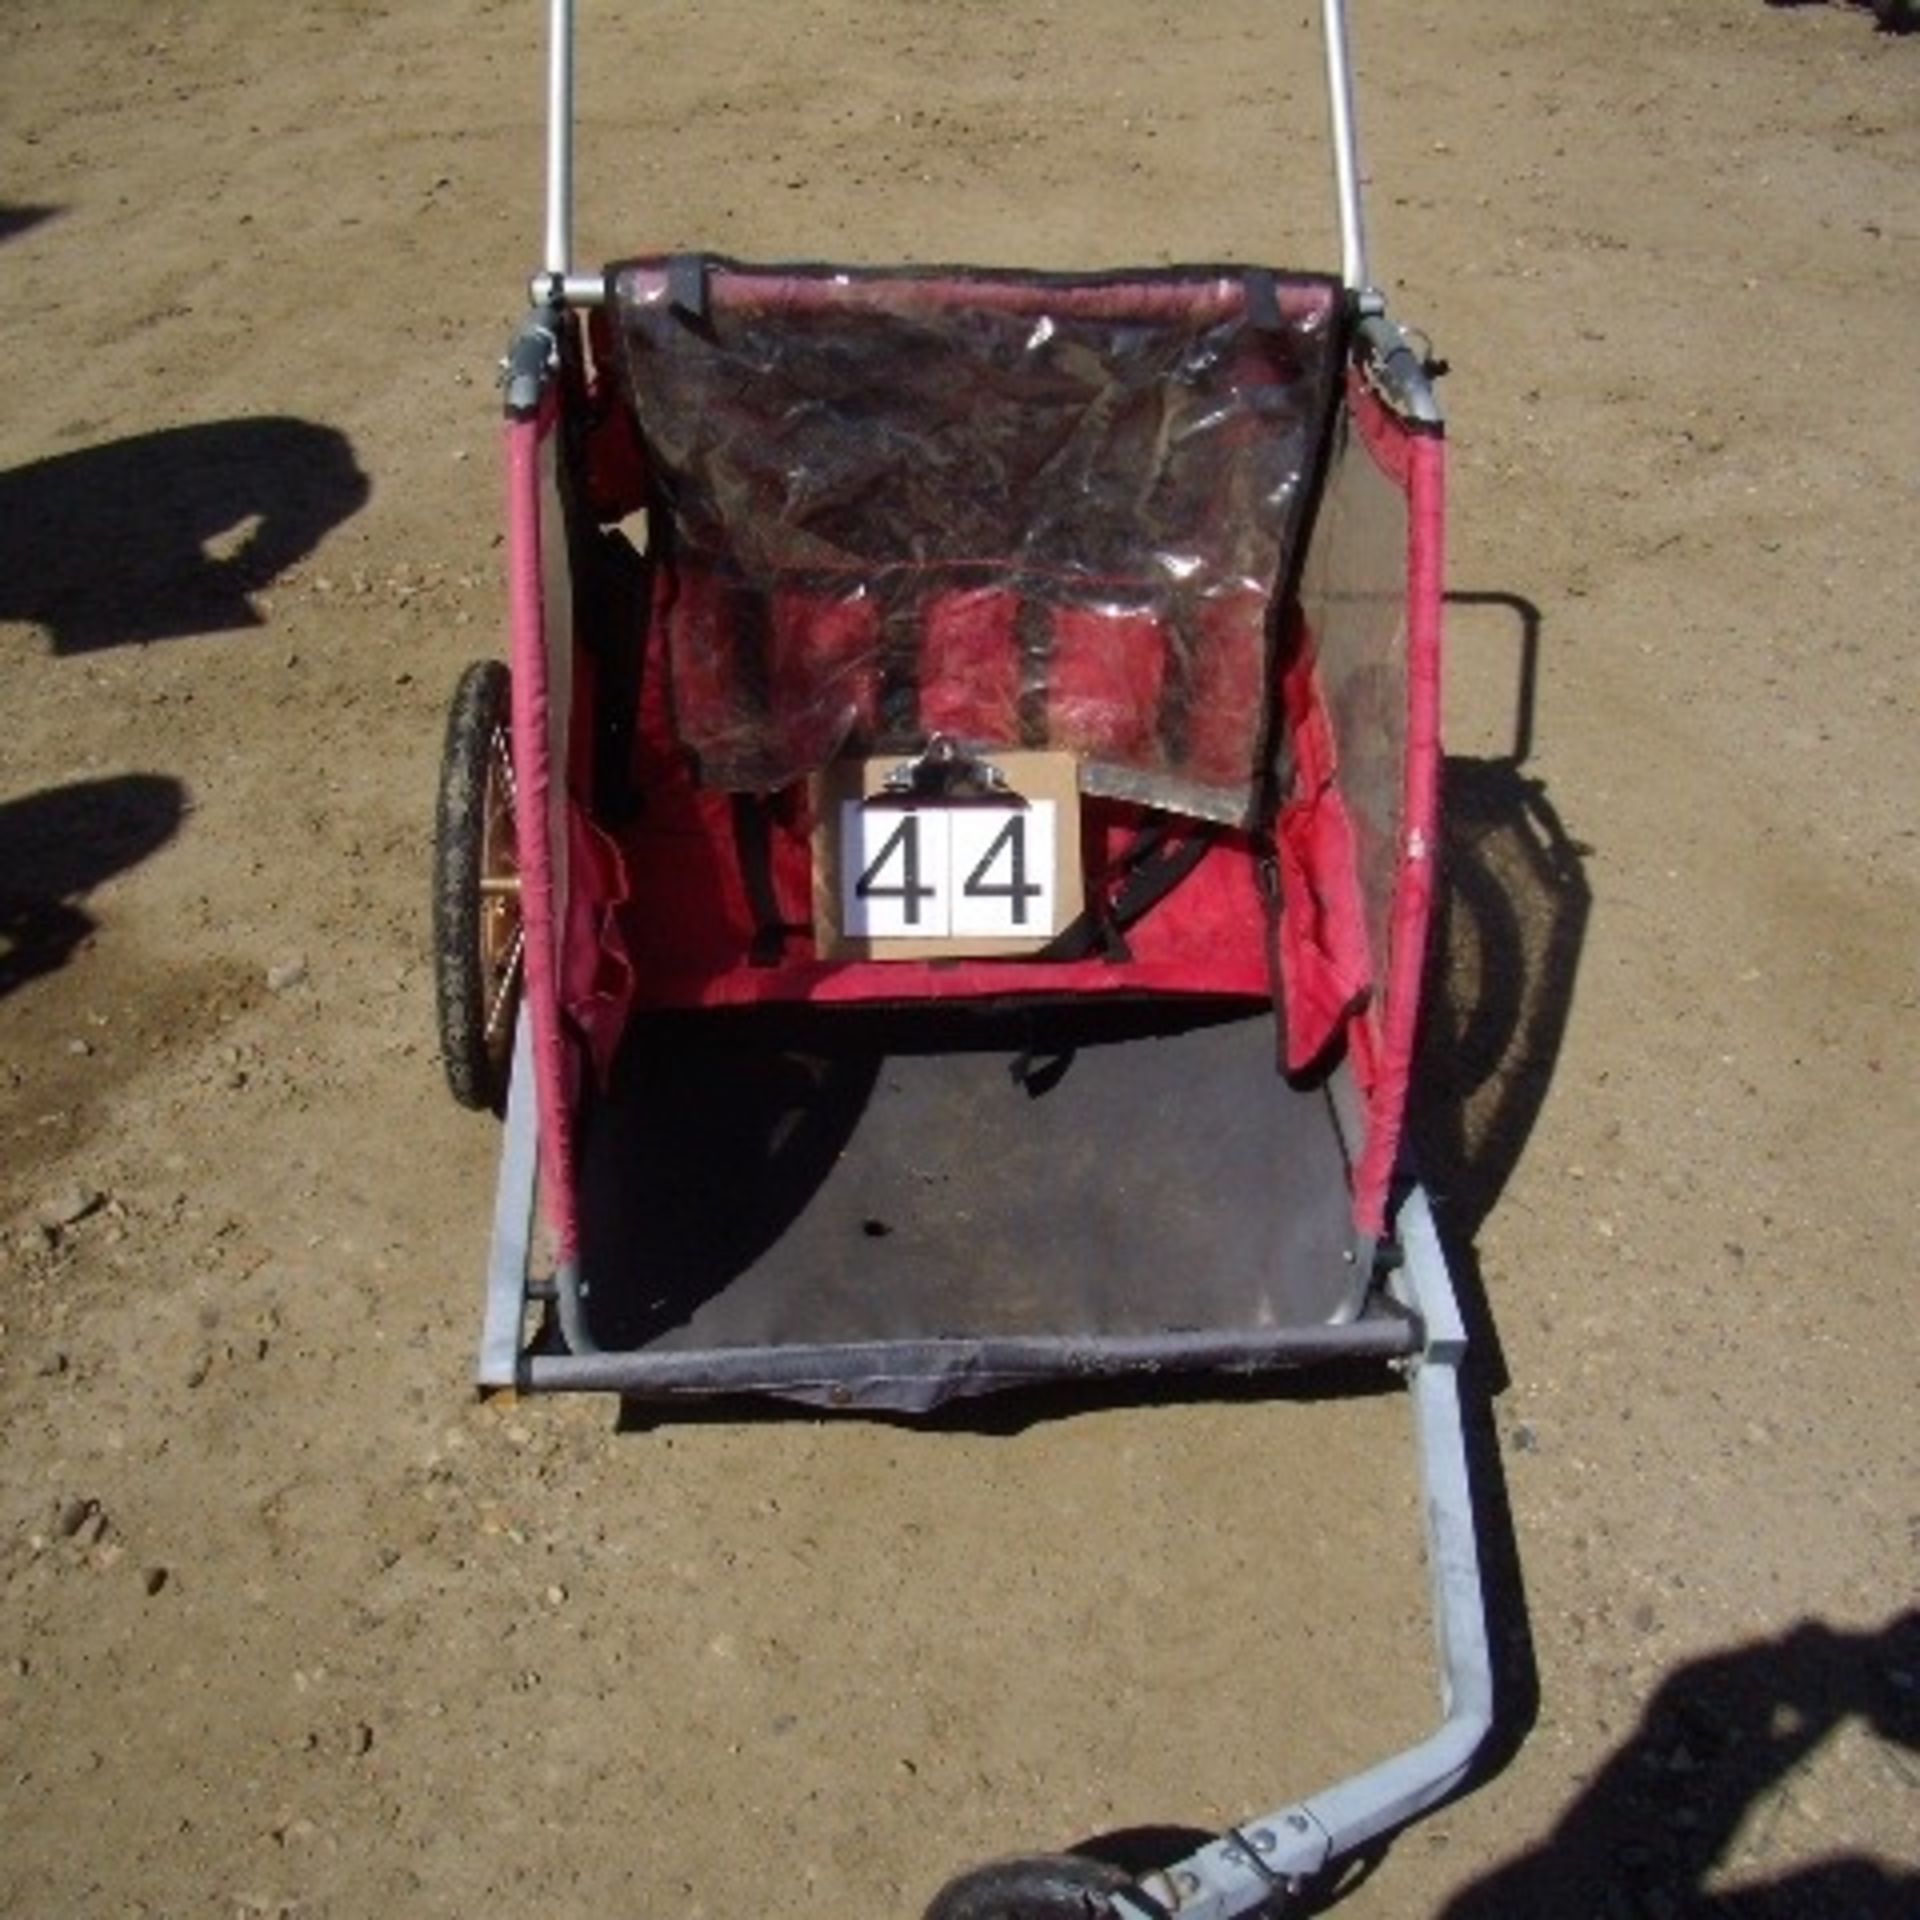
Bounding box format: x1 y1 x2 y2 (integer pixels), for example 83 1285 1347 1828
0 418 368 654
0 203 61 244
0 775 188 1000
1767 0 1917 35
1411 605 1913 1910
1398 588 1594 1835
1416 589 1593 1245
1440 1610 1920 1919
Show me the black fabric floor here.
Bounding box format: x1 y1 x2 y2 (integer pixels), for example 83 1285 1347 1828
573 999 1366 1362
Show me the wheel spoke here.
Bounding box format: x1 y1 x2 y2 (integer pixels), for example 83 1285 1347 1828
490 723 518 818
484 923 526 1045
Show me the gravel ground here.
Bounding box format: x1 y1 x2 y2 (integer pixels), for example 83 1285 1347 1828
2 3 1915 1916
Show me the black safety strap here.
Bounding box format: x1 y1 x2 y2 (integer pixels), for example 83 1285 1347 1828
730 794 789 967
1016 596 1055 749
666 253 709 324
1244 267 1284 335
1041 811 1218 963
875 597 924 751
1108 1888 1176 1920
585 529 648 825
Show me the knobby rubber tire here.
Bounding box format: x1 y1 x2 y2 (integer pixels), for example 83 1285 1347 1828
923 1855 1136 1920
433 659 518 1112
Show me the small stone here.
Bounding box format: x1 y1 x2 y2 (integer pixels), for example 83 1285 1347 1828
56 1496 96 1539
73 1508 110 1549
142 1566 169 1597
21 1226 58 1260
544 1583 567 1608
185 1352 213 1389
1511 1422 1539 1454
66 1038 92 1058
34 1347 69 1377
266 956 308 993
348 1722 373 1756
1631 1601 1659 1634
37 1187 102 1229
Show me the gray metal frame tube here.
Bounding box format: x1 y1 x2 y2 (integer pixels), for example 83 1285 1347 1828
515 1318 1420 1397
478 1013 540 1386
1113 1188 1492 1919
1320 0 1372 292
544 0 576 279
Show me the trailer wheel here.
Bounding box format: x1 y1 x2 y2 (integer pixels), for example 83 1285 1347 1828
922 1855 1135 1920
433 659 523 1112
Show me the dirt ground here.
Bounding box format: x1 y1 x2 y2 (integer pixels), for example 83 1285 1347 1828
2 2 1915 1915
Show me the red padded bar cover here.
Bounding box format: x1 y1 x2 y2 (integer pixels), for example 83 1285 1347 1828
919 587 1022 742
505 397 583 1262
1047 605 1165 761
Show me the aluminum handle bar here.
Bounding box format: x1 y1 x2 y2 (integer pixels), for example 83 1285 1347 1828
539 0 1374 303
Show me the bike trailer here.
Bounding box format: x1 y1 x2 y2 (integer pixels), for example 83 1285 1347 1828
431 4 1493 1912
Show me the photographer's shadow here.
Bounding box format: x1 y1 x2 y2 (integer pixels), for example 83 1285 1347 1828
0 775 187 1001
1442 1610 1920 1918
0 417 368 654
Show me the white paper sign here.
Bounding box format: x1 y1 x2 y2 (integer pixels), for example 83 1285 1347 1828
840 804 951 939
949 803 1058 939
839 801 1059 943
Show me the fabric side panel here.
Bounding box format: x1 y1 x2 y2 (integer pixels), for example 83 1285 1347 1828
1350 425 1445 1234
563 804 635 1088
506 402 582 1262
1274 620 1374 1072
